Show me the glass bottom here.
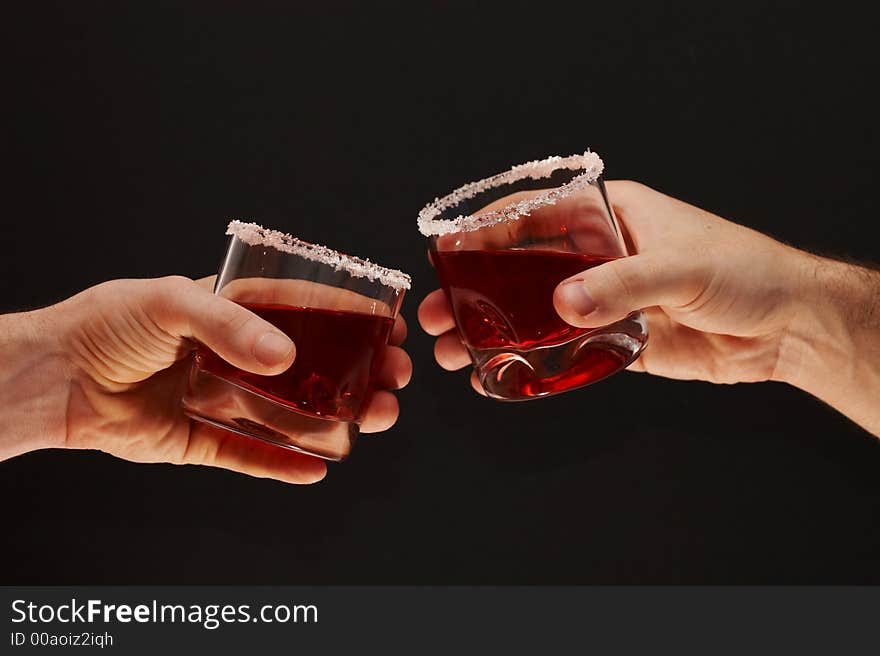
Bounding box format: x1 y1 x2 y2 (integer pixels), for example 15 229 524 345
181 365 357 461
470 311 648 400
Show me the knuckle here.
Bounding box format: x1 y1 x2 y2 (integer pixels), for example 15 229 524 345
158 274 194 294
84 278 126 304
608 263 641 304
216 302 256 334
84 278 163 315
145 275 196 317
152 275 194 304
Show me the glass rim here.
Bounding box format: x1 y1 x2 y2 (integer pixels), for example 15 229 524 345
417 151 604 238
226 220 411 291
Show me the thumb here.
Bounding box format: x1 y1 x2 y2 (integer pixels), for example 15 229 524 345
553 253 705 328
151 276 296 375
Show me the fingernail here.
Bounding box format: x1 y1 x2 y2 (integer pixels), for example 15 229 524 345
557 278 597 316
254 332 294 366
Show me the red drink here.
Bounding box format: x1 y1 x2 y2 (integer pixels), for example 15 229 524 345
432 249 647 399
433 249 612 349
195 303 393 422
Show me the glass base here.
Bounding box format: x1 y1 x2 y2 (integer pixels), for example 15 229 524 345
181 366 357 461
470 311 648 401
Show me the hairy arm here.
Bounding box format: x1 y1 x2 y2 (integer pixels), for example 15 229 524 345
0 309 70 460
777 256 880 435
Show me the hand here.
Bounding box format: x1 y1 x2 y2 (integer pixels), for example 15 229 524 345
419 181 879 435
550 180 812 385
0 276 411 483
420 180 807 386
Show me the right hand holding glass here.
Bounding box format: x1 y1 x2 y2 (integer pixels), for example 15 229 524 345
419 181 880 436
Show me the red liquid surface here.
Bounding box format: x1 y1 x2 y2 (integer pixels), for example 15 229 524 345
432 249 638 398
196 303 393 422
433 249 617 349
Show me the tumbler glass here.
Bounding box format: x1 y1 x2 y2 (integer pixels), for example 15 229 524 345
182 221 410 460
418 151 647 400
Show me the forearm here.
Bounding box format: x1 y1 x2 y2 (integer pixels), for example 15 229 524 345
776 254 880 436
0 308 71 460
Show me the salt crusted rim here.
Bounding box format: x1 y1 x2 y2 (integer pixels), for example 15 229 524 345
226 220 411 291
417 151 604 237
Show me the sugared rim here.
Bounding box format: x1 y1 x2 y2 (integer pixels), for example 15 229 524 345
226 220 411 291
417 151 604 237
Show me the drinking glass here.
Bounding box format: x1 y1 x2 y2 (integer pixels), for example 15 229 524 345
182 221 410 461
419 151 647 400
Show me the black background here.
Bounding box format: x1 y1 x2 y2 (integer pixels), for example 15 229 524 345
2 2 879 584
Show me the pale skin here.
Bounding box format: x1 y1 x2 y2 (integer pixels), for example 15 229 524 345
2 182 878 486
419 180 880 437
0 275 412 483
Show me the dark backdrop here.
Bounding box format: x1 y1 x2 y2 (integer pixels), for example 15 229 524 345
3 2 879 584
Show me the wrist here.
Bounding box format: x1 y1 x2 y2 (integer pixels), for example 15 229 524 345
775 252 880 434
0 307 72 460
